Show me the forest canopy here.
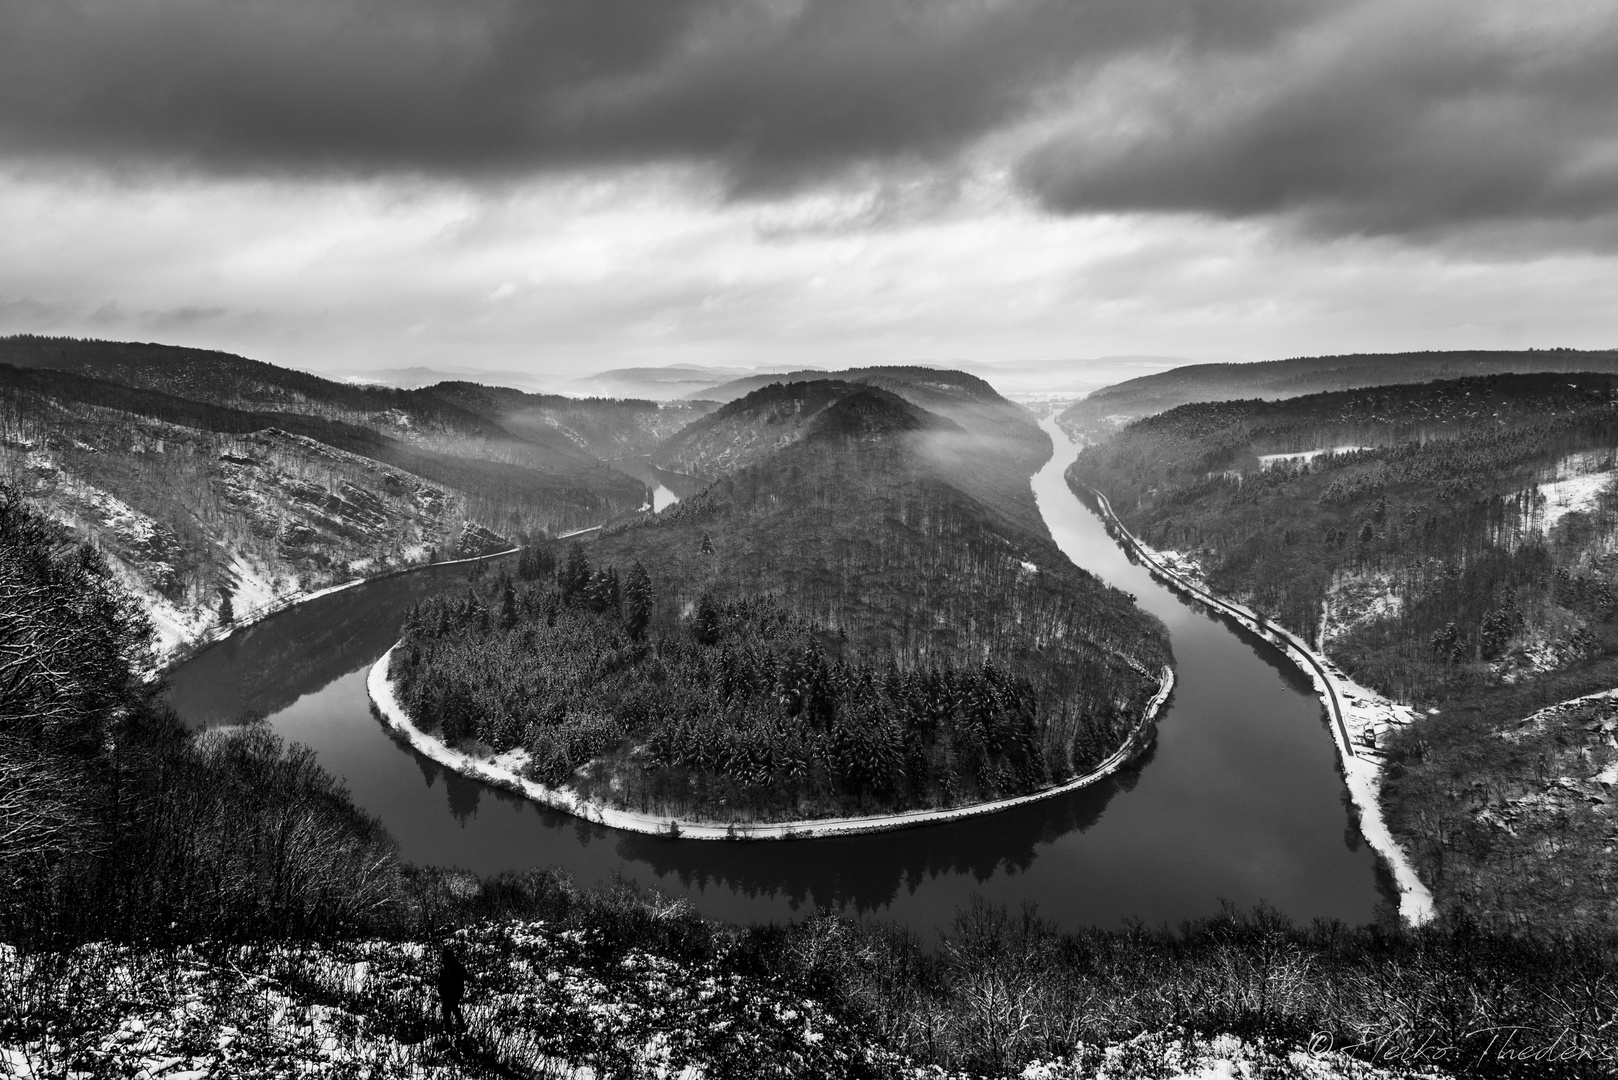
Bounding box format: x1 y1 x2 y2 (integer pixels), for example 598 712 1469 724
389 553 1148 821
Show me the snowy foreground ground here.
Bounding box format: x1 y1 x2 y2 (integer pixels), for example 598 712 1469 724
2 925 1445 1080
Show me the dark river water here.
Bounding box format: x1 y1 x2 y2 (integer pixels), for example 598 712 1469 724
167 418 1386 933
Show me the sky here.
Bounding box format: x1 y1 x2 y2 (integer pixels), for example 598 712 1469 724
2 0 1616 383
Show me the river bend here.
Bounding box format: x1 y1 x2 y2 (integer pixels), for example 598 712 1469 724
166 418 1386 932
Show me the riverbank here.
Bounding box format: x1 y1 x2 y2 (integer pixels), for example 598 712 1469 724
367 645 1174 840
1080 485 1436 926
149 521 624 672
153 546 522 674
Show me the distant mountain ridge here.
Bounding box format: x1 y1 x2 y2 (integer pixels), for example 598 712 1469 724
696 364 998 403
569 363 763 400
802 386 961 443
653 370 1049 535
1060 348 1618 439
690 365 1045 459
0 335 702 464
655 380 860 478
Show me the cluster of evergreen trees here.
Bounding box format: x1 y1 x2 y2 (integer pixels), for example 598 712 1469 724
388 544 1134 821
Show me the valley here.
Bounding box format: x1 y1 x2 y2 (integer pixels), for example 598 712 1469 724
9 340 1617 1075
161 411 1388 933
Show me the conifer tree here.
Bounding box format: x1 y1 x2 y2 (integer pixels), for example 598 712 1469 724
499 577 519 629
692 594 722 645
623 561 653 641
559 541 591 605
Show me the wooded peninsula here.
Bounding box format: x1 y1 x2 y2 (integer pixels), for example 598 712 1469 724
387 378 1172 823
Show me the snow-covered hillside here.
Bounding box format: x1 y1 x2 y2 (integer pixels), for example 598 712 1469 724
2 418 503 663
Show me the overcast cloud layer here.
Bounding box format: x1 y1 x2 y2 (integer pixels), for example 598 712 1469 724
1 0 1615 375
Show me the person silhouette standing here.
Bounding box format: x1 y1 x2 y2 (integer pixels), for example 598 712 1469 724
438 943 468 1035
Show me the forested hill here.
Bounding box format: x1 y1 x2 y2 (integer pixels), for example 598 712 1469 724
690 366 1047 461
1068 372 1618 931
656 371 1050 537
657 380 965 467
607 388 1135 674
1060 348 1618 440
653 380 870 479
392 386 1170 822
0 336 690 657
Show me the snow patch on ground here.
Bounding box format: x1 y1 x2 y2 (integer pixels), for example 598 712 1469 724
1536 469 1617 532
223 549 285 616
1153 549 1208 589
1016 1031 1447 1079
120 571 210 660
1258 446 1368 469
0 925 873 1079
1521 449 1618 534
19 463 215 658
33 460 160 549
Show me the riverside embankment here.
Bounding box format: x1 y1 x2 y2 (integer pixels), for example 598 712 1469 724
367 646 1173 840
1077 482 1435 925
156 546 521 672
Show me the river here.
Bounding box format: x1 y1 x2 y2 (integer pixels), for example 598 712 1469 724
166 417 1386 932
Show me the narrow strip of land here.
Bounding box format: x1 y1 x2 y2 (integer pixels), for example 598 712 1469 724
367 645 1174 840
1083 485 1436 925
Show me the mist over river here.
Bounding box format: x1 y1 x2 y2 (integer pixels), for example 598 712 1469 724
167 417 1386 932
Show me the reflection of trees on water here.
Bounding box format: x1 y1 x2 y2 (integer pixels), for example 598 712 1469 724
167 555 518 726
380 707 1146 917
1211 610 1318 696
444 768 485 824
385 711 495 826
608 760 1143 917
410 739 443 791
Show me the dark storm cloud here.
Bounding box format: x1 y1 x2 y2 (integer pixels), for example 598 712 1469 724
1018 3 1618 237
3 0 1615 241
0 0 1304 189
